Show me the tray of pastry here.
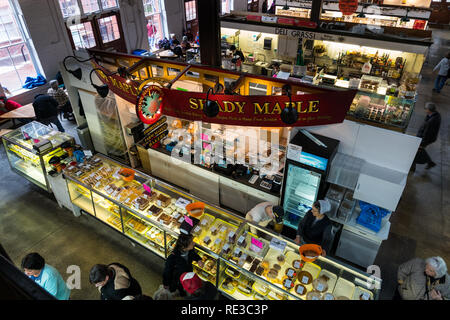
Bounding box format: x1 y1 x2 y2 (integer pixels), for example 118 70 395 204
220 275 240 295
156 193 172 207
191 213 215 240
235 231 270 260
106 214 124 230
144 226 165 247
352 286 374 300
147 204 163 219
200 219 238 254
316 269 337 293
126 216 150 234
332 277 356 300
259 247 290 285
157 212 173 227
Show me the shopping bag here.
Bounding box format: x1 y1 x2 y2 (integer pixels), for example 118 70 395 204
153 284 172 300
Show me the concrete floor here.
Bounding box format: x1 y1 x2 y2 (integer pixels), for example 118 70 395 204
0 30 449 300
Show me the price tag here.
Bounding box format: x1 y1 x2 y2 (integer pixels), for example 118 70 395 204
251 237 263 249
84 150 93 157
302 276 309 284
287 269 294 278
285 279 292 287
95 175 102 180
185 215 194 226
143 183 152 193
233 248 241 256
214 238 222 246
361 292 370 300
317 283 324 291
219 225 227 234
297 286 304 294
270 238 287 252
237 235 246 246
312 295 320 300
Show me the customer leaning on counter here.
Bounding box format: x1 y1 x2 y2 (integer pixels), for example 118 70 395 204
163 234 204 297
295 199 333 256
245 202 284 231
395 256 449 300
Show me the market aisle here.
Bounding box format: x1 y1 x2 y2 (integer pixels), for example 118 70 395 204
374 29 450 299
0 118 165 300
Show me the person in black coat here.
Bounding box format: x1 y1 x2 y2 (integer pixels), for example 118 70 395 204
32 94 65 132
295 199 333 256
89 263 142 300
411 102 441 171
163 234 203 296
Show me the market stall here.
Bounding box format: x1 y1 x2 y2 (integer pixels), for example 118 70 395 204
220 15 431 132
62 152 382 300
2 121 75 193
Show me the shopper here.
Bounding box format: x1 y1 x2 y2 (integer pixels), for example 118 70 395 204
47 80 73 121
162 234 204 297
180 272 218 300
268 0 276 14
432 52 450 93
89 263 142 300
147 22 157 49
32 94 65 132
261 0 268 13
395 256 449 300
245 202 284 231
230 45 245 71
271 62 281 78
411 102 441 171
295 199 333 256
170 34 180 47
21 252 71 300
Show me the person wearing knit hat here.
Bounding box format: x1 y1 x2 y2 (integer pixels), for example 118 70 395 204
395 256 449 300
295 199 333 256
179 272 218 300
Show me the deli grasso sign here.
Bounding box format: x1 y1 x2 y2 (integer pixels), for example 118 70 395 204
92 65 356 127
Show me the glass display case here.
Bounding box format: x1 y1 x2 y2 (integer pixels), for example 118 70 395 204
2 121 74 192
62 153 382 300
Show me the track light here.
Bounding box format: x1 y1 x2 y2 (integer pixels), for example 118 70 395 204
401 8 410 22
280 84 298 125
357 5 366 18
89 68 112 98
63 56 96 80
283 0 289 10
204 87 220 118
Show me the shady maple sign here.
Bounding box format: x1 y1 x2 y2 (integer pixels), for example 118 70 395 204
92 63 357 128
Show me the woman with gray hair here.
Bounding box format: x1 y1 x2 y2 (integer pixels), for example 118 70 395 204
395 256 449 300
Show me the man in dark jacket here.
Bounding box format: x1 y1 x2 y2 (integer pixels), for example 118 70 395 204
89 263 142 300
411 102 441 171
32 94 65 132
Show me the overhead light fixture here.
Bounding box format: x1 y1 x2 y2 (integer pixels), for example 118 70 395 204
283 0 289 10
89 68 113 98
280 84 298 125
401 8 410 22
357 5 366 18
63 55 96 80
203 87 220 118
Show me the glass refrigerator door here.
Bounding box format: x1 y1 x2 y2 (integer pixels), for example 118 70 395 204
282 162 321 229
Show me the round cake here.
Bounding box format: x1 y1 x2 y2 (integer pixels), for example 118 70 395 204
297 271 313 285
312 278 328 293
292 259 302 269
294 284 307 296
277 254 286 264
282 277 294 290
285 268 297 279
306 291 322 300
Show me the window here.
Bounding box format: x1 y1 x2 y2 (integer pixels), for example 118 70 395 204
98 15 120 43
221 0 234 14
185 0 196 22
69 21 96 49
0 0 42 94
143 0 167 51
59 0 124 52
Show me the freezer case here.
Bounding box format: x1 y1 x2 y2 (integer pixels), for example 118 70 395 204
281 161 322 230
2 121 74 192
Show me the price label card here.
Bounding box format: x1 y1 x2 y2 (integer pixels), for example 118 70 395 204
287 269 294 278
184 215 193 226
234 248 241 256
219 226 227 234
285 279 292 287
317 283 324 291
361 292 370 300
251 237 263 249
312 295 320 300
270 238 287 252
297 286 304 294
302 276 309 284
84 150 93 157
143 184 152 193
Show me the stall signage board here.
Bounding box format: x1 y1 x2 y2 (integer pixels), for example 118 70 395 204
143 116 167 136
139 122 168 149
93 63 357 128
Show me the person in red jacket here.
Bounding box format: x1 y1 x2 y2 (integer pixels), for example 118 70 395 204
0 96 22 115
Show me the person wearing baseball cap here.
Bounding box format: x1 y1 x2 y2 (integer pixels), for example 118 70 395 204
179 272 218 300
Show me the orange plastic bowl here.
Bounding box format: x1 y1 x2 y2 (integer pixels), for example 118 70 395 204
118 168 135 182
299 244 322 262
186 202 205 218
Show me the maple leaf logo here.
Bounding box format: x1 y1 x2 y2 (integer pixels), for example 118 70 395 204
142 91 161 117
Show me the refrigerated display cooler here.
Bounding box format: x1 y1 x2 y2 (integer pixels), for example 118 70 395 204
2 121 75 192
281 130 339 230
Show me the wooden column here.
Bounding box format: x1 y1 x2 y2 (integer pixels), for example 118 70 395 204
197 0 221 67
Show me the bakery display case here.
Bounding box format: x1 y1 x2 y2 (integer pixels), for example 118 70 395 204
62 153 381 299
2 121 74 192
216 222 381 300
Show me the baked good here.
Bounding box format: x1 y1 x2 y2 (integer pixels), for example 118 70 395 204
295 284 307 296
312 277 328 293
203 236 212 246
133 196 150 211
221 243 231 255
267 269 278 279
157 213 172 225
237 235 247 247
261 260 270 270
298 271 313 285
226 267 240 278
336 296 350 300
282 278 294 290
156 194 171 207
210 226 218 236
292 259 302 269
267 291 285 300
249 259 260 273
306 291 322 300
253 282 269 296
245 255 254 264
277 254 286 264
273 264 281 271
237 285 253 295
148 205 162 217
253 293 265 300
255 266 265 276
227 231 236 243
285 268 297 279
322 293 335 300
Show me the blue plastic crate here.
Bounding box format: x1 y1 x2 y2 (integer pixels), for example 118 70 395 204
356 201 389 233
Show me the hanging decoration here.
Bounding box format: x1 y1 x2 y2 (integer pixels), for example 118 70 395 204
136 84 164 125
